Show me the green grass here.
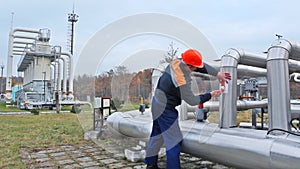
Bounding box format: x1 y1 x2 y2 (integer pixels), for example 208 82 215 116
0 113 84 168
0 102 27 112
61 105 73 111
118 103 141 112
208 110 268 125
0 101 268 168
77 110 94 131
0 102 87 113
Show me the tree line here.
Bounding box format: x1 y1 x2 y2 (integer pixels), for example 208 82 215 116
73 66 153 107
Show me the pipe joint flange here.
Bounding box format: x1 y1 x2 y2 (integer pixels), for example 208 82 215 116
267 39 292 61
221 48 242 67
270 39 292 52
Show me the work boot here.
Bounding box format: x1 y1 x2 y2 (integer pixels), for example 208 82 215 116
146 164 161 169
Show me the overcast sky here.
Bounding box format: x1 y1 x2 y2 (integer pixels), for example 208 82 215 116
1 0 300 76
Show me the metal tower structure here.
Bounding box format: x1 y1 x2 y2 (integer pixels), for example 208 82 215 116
0 63 4 94
0 63 4 78
67 7 79 55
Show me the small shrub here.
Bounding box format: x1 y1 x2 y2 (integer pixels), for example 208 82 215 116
112 97 122 109
31 109 40 115
70 105 81 114
145 102 150 108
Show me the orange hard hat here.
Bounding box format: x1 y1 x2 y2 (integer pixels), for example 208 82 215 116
181 49 204 68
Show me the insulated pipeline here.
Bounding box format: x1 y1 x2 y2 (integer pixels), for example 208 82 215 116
107 110 300 169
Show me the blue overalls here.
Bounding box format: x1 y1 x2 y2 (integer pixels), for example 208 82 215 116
144 59 216 169
144 97 183 169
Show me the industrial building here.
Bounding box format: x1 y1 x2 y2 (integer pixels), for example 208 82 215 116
6 28 76 109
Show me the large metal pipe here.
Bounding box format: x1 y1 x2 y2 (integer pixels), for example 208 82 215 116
106 42 300 168
61 52 74 100
290 72 300 82
13 41 33 45
289 59 300 73
55 59 62 94
50 63 56 101
12 49 26 53
219 49 267 128
51 52 72 102
183 100 268 112
286 39 300 60
50 64 54 86
12 28 40 34
12 52 24 56
107 110 300 169
179 100 268 120
192 65 268 80
180 121 300 169
6 30 15 99
220 44 300 130
50 60 60 101
58 57 67 99
266 39 300 131
13 45 27 48
237 65 267 78
219 50 237 128
6 28 39 101
13 35 36 40
202 100 300 120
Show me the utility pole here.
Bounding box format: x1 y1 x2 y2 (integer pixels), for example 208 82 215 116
0 63 4 94
67 5 79 55
0 63 4 78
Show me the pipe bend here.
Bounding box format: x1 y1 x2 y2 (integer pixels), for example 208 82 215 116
221 48 243 67
225 48 243 60
289 39 300 49
12 28 40 34
267 39 291 62
61 52 72 58
288 40 300 60
268 39 292 60
107 111 151 138
293 73 300 82
221 48 264 67
58 57 65 61
270 39 292 51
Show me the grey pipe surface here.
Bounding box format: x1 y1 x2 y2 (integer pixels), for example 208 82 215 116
56 59 62 93
61 52 74 100
267 39 292 131
184 100 268 112
58 57 67 97
107 110 300 169
50 63 57 100
219 48 265 128
284 39 300 60
6 28 39 96
237 65 267 78
50 64 54 80
181 121 300 169
290 73 300 82
220 42 300 130
222 48 267 68
13 35 36 40
289 59 300 73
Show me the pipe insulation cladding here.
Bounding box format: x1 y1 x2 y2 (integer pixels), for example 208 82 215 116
107 110 300 169
106 39 300 168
